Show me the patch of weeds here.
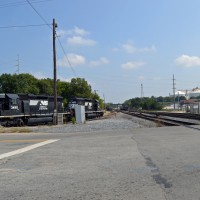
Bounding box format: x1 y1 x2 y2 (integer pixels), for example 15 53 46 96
71 117 76 124
0 127 32 133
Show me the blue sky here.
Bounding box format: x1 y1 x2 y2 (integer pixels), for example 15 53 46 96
1 0 200 103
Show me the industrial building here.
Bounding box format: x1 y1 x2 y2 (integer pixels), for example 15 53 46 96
175 87 200 99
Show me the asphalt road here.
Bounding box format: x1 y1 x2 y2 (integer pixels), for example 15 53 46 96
132 126 200 200
0 125 200 200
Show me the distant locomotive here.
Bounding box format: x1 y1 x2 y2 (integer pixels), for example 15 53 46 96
0 93 63 126
68 97 104 118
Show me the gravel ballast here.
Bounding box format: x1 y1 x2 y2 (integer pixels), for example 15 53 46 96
29 112 158 133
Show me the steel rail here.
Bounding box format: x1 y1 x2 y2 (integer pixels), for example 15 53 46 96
121 111 200 126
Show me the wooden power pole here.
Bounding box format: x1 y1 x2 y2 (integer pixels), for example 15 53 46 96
53 18 58 124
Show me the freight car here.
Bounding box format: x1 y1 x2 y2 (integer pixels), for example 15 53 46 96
0 93 63 126
68 97 104 118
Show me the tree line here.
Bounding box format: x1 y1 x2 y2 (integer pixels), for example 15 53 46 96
0 73 103 108
124 97 163 110
123 95 186 111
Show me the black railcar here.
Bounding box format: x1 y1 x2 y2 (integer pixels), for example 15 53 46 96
68 97 104 118
0 93 63 126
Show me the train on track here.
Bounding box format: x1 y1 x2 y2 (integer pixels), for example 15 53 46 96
68 97 104 119
0 94 103 127
0 93 63 126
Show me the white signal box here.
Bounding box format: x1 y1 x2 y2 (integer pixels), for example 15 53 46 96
75 105 85 124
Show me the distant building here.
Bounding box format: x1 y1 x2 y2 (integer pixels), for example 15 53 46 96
175 87 200 99
175 90 186 96
188 87 200 98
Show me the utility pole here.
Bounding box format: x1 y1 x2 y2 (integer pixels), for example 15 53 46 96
53 18 58 125
172 74 176 110
94 90 98 95
16 54 20 74
178 92 180 110
141 84 144 99
103 93 106 110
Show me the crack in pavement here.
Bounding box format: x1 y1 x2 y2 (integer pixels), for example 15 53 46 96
131 135 171 200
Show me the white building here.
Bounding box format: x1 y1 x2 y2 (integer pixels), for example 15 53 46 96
188 87 200 98
175 90 186 96
175 88 200 99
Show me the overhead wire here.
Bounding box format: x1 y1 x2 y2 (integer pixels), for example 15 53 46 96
56 37 77 77
0 0 54 8
0 24 50 29
25 0 77 77
25 0 51 29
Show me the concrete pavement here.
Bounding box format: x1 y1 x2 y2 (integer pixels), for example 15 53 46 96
0 125 200 199
132 125 200 200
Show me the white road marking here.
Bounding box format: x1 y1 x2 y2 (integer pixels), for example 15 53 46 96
0 139 59 160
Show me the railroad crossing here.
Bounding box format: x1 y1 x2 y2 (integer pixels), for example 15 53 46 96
0 116 200 199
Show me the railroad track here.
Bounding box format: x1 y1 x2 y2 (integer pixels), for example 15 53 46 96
121 111 200 126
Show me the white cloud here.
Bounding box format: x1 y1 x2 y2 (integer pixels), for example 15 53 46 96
138 76 145 81
57 53 86 67
57 26 89 37
73 26 89 36
152 77 162 81
57 26 96 47
90 57 110 67
122 42 156 54
112 48 119 52
57 76 72 82
67 36 96 46
175 54 200 67
31 72 47 79
112 41 156 54
121 61 145 70
56 29 68 37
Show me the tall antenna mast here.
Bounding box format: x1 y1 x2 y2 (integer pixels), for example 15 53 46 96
16 54 20 74
172 74 176 110
141 84 144 99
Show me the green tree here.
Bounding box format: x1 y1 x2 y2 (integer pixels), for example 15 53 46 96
69 78 92 98
57 80 70 108
0 73 104 109
91 92 104 109
57 80 70 98
141 98 162 110
175 95 186 102
124 97 163 110
156 96 164 102
0 73 18 93
16 73 39 94
37 78 53 95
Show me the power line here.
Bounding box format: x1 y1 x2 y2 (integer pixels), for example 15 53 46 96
25 0 51 29
0 24 50 29
25 0 77 77
0 0 54 8
56 37 77 77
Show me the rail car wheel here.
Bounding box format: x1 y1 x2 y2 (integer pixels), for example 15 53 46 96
17 119 24 127
5 122 10 127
